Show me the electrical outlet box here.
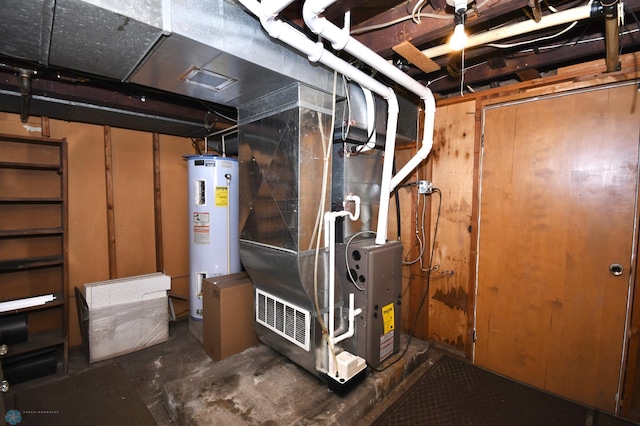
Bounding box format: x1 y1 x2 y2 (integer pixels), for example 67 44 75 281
418 180 433 194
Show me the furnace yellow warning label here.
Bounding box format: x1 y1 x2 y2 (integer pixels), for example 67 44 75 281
215 187 228 207
382 303 395 334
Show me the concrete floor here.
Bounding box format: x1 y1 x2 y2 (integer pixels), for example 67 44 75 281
5 318 434 425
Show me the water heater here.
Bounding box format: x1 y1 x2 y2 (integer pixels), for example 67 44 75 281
186 154 241 320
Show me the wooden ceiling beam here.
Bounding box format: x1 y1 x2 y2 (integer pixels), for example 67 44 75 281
425 29 639 93
351 0 531 58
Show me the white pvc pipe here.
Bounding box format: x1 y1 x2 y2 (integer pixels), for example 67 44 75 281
323 195 361 376
252 0 393 98
421 4 593 58
333 293 362 344
265 0 295 14
303 2 433 98
303 0 436 245
375 97 398 244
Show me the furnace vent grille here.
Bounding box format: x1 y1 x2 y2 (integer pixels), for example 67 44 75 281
256 289 310 351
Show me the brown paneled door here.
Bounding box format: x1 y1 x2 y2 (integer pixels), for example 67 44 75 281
475 83 640 413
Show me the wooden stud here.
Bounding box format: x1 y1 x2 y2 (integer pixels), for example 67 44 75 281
153 133 164 272
41 116 50 138
104 126 117 279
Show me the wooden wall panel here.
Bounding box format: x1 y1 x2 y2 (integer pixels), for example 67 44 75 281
159 134 193 318
0 113 195 346
0 113 44 136
50 120 109 347
391 148 419 334
427 100 476 351
110 128 157 277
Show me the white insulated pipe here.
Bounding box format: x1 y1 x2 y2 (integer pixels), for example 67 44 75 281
303 0 436 245
421 4 594 58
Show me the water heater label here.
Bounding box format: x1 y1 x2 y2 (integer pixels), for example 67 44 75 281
382 302 395 334
193 212 210 244
215 187 228 207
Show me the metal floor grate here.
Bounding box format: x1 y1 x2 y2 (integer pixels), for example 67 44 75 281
373 355 637 426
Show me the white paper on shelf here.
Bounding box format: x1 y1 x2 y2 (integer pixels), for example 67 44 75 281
0 294 56 313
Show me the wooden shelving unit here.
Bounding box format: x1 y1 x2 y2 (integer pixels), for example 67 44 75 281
0 133 68 383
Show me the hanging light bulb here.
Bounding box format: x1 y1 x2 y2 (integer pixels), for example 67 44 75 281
449 21 467 50
447 0 469 50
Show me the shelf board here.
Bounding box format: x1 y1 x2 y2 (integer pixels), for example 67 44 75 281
0 197 63 204
0 161 61 171
0 255 64 272
0 228 64 238
0 133 64 146
2 329 65 358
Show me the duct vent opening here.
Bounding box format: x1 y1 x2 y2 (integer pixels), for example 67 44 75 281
181 67 237 91
256 288 310 351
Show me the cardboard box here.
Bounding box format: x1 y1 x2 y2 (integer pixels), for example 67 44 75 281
203 272 259 362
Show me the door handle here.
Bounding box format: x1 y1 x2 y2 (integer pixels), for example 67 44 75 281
609 263 624 276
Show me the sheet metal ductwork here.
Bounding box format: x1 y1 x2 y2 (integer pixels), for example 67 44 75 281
238 84 336 375
0 0 338 108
